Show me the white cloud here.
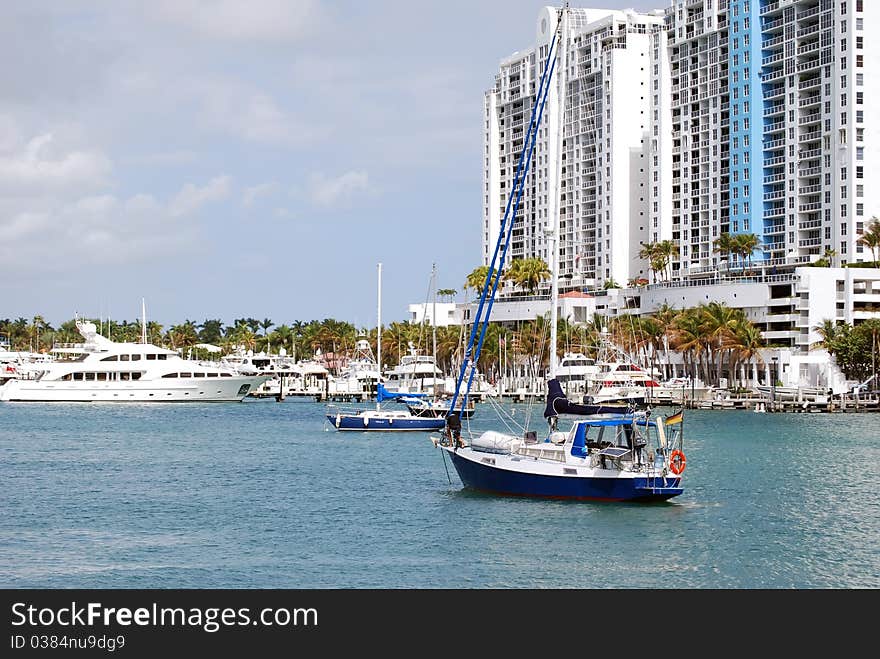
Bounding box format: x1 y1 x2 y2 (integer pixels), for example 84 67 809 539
243 182 276 207
0 133 111 193
196 82 320 147
150 0 322 42
169 175 231 217
125 150 198 166
308 171 370 208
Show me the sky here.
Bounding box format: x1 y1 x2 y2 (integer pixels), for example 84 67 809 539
1 0 661 330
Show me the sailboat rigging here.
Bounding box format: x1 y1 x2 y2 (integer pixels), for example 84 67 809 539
326 263 445 432
433 5 686 501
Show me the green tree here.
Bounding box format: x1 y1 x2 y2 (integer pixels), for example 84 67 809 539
504 257 551 295
856 217 880 264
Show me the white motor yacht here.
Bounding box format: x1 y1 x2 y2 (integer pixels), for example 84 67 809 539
0 320 269 402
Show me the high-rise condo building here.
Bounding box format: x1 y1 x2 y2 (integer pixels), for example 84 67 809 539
482 7 667 294
661 0 878 276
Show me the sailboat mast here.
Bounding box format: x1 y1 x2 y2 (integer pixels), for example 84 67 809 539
377 262 382 410
431 263 437 376
549 5 569 380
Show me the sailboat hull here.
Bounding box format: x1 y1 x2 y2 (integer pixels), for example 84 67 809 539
447 449 682 502
328 413 445 431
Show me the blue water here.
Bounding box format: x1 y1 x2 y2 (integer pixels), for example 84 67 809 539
1 400 878 588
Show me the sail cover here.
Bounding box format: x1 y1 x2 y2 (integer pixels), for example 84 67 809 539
376 383 429 403
543 378 629 418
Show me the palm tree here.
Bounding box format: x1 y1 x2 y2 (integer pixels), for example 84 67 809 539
167 320 199 352
437 288 458 302
464 266 497 296
857 217 880 264
725 319 764 388
651 303 679 379
657 240 679 281
713 233 736 272
198 319 224 345
670 308 706 384
638 242 661 283
811 318 841 352
701 302 742 386
734 233 762 273
272 324 294 355
812 247 837 268
504 257 551 295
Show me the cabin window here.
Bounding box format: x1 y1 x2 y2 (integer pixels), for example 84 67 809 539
120 355 130 361
85 373 96 381
73 373 84 380
121 373 132 380
131 372 142 381
221 373 232 377
180 372 192 378
131 355 141 361
61 374 72 380
96 373 108 381
102 355 118 361
208 372 218 378
157 354 167 360
162 373 179 378
146 354 156 360
193 373 205 378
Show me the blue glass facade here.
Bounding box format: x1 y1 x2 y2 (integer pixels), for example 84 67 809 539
728 0 765 253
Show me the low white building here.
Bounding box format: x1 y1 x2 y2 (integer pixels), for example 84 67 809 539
407 302 461 328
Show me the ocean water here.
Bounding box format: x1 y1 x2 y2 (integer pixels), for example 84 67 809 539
1 399 878 589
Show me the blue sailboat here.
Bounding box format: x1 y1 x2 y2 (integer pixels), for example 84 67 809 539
327 264 445 432
432 6 686 501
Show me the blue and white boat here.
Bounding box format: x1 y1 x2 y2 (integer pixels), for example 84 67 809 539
432 7 685 501
437 396 685 502
326 264 445 432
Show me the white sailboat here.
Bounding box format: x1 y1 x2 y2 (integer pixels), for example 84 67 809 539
433 6 686 501
326 264 445 431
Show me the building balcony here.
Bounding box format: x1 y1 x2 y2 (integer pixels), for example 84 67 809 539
798 147 822 160
798 112 822 125
796 58 820 73
762 69 786 82
762 53 784 66
797 41 820 56
799 94 821 108
797 24 820 38
761 1 781 16
764 17 785 32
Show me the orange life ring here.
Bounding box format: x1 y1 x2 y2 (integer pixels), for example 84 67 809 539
669 450 687 475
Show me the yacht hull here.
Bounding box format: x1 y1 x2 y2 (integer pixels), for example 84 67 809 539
0 377 263 402
447 448 682 502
